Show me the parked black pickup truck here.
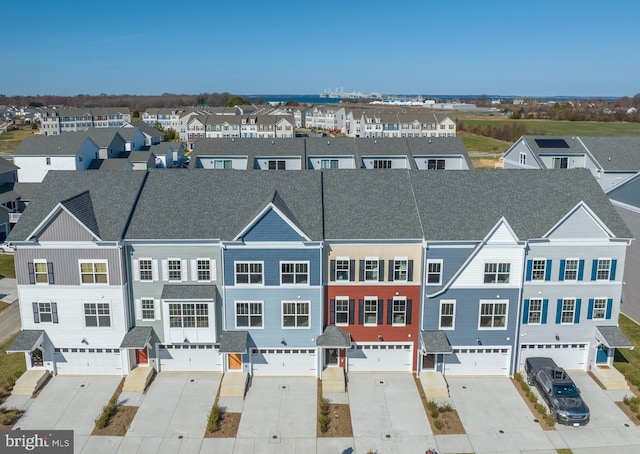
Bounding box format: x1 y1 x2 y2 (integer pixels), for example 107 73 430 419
525 357 590 426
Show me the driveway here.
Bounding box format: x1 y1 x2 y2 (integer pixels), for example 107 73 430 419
447 376 555 453
347 373 435 454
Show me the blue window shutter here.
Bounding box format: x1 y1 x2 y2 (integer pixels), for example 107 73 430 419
610 259 617 281
523 299 529 324
574 299 581 323
378 261 385 282
578 260 585 281
387 299 393 324
358 300 364 325
330 260 335 282
406 300 412 325
408 260 414 281
526 260 532 281
542 299 548 324
558 260 566 281
330 299 336 324
32 302 40 323
377 300 384 325
349 300 355 325
359 260 365 281
388 260 394 281
556 299 563 324
545 259 552 281
591 259 598 280
349 260 355 281
606 298 613 319
587 298 594 320
52 302 59 324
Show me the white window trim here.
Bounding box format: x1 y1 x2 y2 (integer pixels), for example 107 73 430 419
564 258 579 281
478 300 508 330
234 261 265 286
281 300 311 329
79 260 109 286
439 300 456 330
168 302 210 329
531 258 547 281
335 256 350 282
393 256 409 282
363 257 379 282
234 301 264 329
140 298 158 321
392 296 407 327
191 258 214 283
426 259 443 286
592 297 607 320
33 259 49 285
596 258 612 281
279 261 310 286
36 302 53 323
137 258 156 282
83 301 112 328
335 296 349 327
166 258 185 282
484 262 511 284
561 298 576 325
527 298 543 325
364 296 378 327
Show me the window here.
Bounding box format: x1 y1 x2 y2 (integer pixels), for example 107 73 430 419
141 298 155 320
392 297 406 325
552 157 568 169
235 301 263 328
336 259 350 281
84 303 111 327
393 258 408 281
169 303 208 328
427 159 445 170
564 259 578 281
527 299 542 324
364 297 378 326
364 259 378 281
561 299 576 324
281 262 308 284
168 259 182 281
596 259 611 280
373 159 392 169
426 260 442 285
46 157 51 165
479 301 507 329
235 262 263 285
282 301 310 328
268 160 286 170
484 263 510 283
439 301 455 329
592 298 606 320
214 159 232 169
519 153 526 165
80 261 108 284
531 259 546 281
197 259 211 281
335 297 349 326
321 159 338 169
139 259 153 281
32 260 51 284
36 302 53 323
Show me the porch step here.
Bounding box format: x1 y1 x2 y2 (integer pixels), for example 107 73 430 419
419 371 449 398
591 365 629 390
219 372 248 398
123 366 154 392
322 367 346 393
12 370 49 396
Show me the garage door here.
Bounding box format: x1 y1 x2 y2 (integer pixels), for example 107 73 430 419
444 347 511 376
251 348 317 376
347 343 413 372
518 343 588 371
158 344 223 372
54 348 123 375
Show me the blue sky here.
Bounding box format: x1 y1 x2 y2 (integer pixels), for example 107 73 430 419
3 0 639 97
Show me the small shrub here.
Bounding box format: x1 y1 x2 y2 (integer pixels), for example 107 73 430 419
636 414 640 421
438 402 453 413
207 404 223 432
430 409 439 419
319 413 329 433
623 395 631 405
320 397 329 413
543 414 556 426
513 372 523 383
434 419 444 431
94 396 118 429
630 404 639 413
519 380 529 391
527 391 537 404
426 400 438 412
534 402 547 415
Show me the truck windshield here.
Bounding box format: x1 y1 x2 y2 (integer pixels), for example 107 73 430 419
553 384 579 398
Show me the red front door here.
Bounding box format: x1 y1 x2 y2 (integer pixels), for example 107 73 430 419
135 347 148 365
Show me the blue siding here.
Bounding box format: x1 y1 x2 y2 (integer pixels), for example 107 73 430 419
426 246 475 288
224 247 321 286
243 209 304 242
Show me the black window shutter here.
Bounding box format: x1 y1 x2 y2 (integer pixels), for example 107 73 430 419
349 260 355 281
330 260 336 282
52 302 59 324
377 300 384 325
349 300 355 325
358 300 364 324
28 262 35 284
408 260 414 281
47 262 55 284
32 302 40 323
387 299 393 324
388 260 394 281
329 299 336 324
359 260 365 281
379 260 384 282
406 299 412 324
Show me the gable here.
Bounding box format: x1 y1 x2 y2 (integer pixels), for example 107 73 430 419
34 209 96 242
546 205 611 240
242 208 305 242
485 221 518 245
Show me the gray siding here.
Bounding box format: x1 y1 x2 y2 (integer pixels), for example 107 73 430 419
36 209 96 242
615 207 640 323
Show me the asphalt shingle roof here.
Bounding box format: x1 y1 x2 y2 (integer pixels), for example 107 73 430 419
580 136 640 171
119 326 153 349
14 133 96 156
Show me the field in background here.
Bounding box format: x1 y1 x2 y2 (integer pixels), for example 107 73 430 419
455 116 640 136
0 129 34 155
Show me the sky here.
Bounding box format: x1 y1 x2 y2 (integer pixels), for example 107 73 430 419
2 0 639 98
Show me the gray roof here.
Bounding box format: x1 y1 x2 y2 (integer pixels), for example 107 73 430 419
161 284 216 300
128 151 154 163
580 136 640 171
126 170 324 241
316 325 351 348
0 156 18 173
119 326 153 349
596 326 634 349
13 182 40 201
219 331 248 353
129 121 163 137
14 133 96 156
406 137 472 167
192 138 306 169
88 158 132 170
420 330 453 354
8 170 146 242
6 330 44 352
85 128 124 148
61 191 99 237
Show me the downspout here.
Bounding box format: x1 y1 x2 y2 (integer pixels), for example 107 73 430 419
512 243 529 376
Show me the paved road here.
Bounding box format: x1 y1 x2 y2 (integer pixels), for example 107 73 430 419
0 301 20 346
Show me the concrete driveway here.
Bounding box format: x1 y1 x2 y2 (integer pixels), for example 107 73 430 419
447 376 555 453
347 373 436 454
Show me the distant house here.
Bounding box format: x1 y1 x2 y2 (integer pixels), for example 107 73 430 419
122 121 163 146
148 142 184 168
39 108 131 136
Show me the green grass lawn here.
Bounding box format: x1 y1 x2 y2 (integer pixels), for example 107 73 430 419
614 314 640 388
455 117 640 136
0 255 15 279
0 334 27 399
460 133 512 154
0 128 34 155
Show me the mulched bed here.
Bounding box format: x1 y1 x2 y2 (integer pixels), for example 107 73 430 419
91 406 138 436
0 408 24 430
413 374 464 435
205 411 241 438
510 377 555 430
317 379 353 437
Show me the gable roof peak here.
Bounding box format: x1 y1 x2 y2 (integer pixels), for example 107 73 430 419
59 190 100 237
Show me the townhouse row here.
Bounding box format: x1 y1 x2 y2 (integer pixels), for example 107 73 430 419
7 169 632 380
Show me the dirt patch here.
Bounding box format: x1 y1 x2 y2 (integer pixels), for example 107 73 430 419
510 376 555 430
0 407 24 430
317 379 353 437
413 374 464 435
91 406 138 436
616 402 640 425
205 411 241 438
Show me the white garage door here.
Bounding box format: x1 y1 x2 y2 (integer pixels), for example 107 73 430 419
251 348 317 376
54 348 123 375
158 344 223 372
518 343 588 371
347 343 413 372
444 347 511 376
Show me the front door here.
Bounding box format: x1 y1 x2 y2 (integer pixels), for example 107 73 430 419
596 345 609 364
135 347 148 365
422 353 436 370
31 348 44 368
325 348 339 367
228 353 242 370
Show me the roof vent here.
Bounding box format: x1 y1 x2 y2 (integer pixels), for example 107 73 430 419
608 156 611 161
327 140 330 145
271 140 274 145
374 140 377 144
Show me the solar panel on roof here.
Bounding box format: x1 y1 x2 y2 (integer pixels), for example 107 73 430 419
535 139 569 148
